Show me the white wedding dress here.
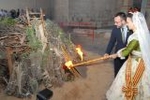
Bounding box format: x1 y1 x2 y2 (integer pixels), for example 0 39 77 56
106 33 150 100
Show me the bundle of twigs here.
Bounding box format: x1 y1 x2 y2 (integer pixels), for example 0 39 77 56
30 19 80 87
0 17 79 97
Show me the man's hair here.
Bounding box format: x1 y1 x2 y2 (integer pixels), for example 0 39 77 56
114 12 126 21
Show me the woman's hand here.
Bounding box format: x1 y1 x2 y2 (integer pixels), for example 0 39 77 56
110 54 118 59
103 53 118 59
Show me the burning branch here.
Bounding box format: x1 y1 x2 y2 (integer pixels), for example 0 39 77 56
61 45 81 77
65 60 73 69
76 45 84 61
61 45 71 61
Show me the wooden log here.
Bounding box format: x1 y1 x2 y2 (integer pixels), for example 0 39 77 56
26 8 30 25
5 47 13 76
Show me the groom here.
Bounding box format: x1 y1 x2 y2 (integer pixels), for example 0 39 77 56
104 12 132 77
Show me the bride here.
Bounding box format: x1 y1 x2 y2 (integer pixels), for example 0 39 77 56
106 11 150 100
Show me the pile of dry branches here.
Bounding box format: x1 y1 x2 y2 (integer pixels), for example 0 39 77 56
0 17 79 98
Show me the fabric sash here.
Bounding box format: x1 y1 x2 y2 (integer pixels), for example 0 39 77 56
122 56 145 100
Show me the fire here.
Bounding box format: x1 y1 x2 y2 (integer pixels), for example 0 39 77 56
76 45 84 61
65 60 73 69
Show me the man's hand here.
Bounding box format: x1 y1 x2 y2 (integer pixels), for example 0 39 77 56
103 53 110 59
104 53 109 56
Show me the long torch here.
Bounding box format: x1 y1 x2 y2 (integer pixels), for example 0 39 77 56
72 55 113 67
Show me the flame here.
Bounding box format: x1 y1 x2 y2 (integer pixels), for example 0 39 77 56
65 60 73 69
76 45 84 61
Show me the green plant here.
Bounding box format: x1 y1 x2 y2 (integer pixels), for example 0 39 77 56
0 17 16 26
26 27 42 51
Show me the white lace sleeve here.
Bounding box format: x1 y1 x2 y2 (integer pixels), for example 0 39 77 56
117 48 125 59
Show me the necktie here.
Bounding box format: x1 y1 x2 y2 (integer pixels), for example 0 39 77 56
121 28 126 43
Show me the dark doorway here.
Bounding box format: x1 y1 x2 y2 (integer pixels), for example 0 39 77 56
133 0 142 9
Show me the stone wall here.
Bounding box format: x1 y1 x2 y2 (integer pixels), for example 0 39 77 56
54 0 69 22
0 0 149 28
54 0 117 28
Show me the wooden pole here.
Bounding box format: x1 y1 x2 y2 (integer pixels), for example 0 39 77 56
26 8 30 25
6 47 13 76
73 55 112 67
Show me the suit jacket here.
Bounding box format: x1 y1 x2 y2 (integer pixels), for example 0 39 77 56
105 26 132 54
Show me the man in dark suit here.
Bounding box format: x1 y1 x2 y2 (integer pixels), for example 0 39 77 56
104 12 132 77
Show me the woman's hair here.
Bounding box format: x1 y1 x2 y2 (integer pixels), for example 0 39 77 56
128 7 140 13
127 13 133 19
127 7 140 20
